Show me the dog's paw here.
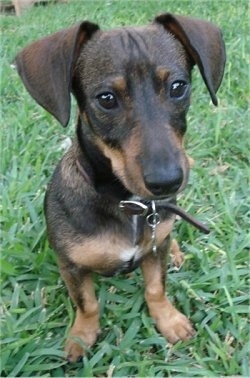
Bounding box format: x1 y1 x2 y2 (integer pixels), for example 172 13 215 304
158 309 195 343
65 335 85 363
149 300 195 344
170 239 185 268
65 329 100 362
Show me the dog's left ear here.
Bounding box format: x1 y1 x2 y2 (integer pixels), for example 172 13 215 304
155 13 226 105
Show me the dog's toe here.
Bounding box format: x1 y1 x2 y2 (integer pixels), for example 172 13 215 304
172 317 195 342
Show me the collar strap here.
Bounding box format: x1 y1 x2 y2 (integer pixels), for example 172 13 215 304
75 158 209 234
119 200 210 234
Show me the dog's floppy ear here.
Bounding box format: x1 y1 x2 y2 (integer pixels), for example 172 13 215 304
155 13 226 105
15 21 99 126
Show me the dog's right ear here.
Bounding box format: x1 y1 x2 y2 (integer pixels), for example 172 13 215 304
15 22 99 126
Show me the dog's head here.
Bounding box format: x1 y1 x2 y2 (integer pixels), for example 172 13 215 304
16 13 225 199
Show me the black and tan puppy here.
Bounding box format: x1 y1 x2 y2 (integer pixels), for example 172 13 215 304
16 13 225 361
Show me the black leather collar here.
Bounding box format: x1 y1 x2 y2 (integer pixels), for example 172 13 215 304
119 198 210 234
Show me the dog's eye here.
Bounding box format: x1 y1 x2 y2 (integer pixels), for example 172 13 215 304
96 92 118 110
170 81 188 99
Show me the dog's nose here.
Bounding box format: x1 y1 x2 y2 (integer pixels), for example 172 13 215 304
144 167 183 196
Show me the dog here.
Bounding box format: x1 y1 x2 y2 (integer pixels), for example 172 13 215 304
15 12 226 362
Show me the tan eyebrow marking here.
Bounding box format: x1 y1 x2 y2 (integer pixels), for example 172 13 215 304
156 67 169 81
112 76 127 92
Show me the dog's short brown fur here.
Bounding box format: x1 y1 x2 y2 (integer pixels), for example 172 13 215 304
16 13 225 362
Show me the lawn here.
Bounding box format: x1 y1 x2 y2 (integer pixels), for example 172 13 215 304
1 0 249 376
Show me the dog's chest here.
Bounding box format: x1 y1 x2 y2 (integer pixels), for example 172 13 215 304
118 214 175 268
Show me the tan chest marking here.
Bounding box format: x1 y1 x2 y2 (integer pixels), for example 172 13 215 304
67 217 174 273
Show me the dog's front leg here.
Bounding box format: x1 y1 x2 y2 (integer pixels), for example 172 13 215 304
141 237 195 343
59 265 100 362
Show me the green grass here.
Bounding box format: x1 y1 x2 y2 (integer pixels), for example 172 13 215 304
1 0 249 376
